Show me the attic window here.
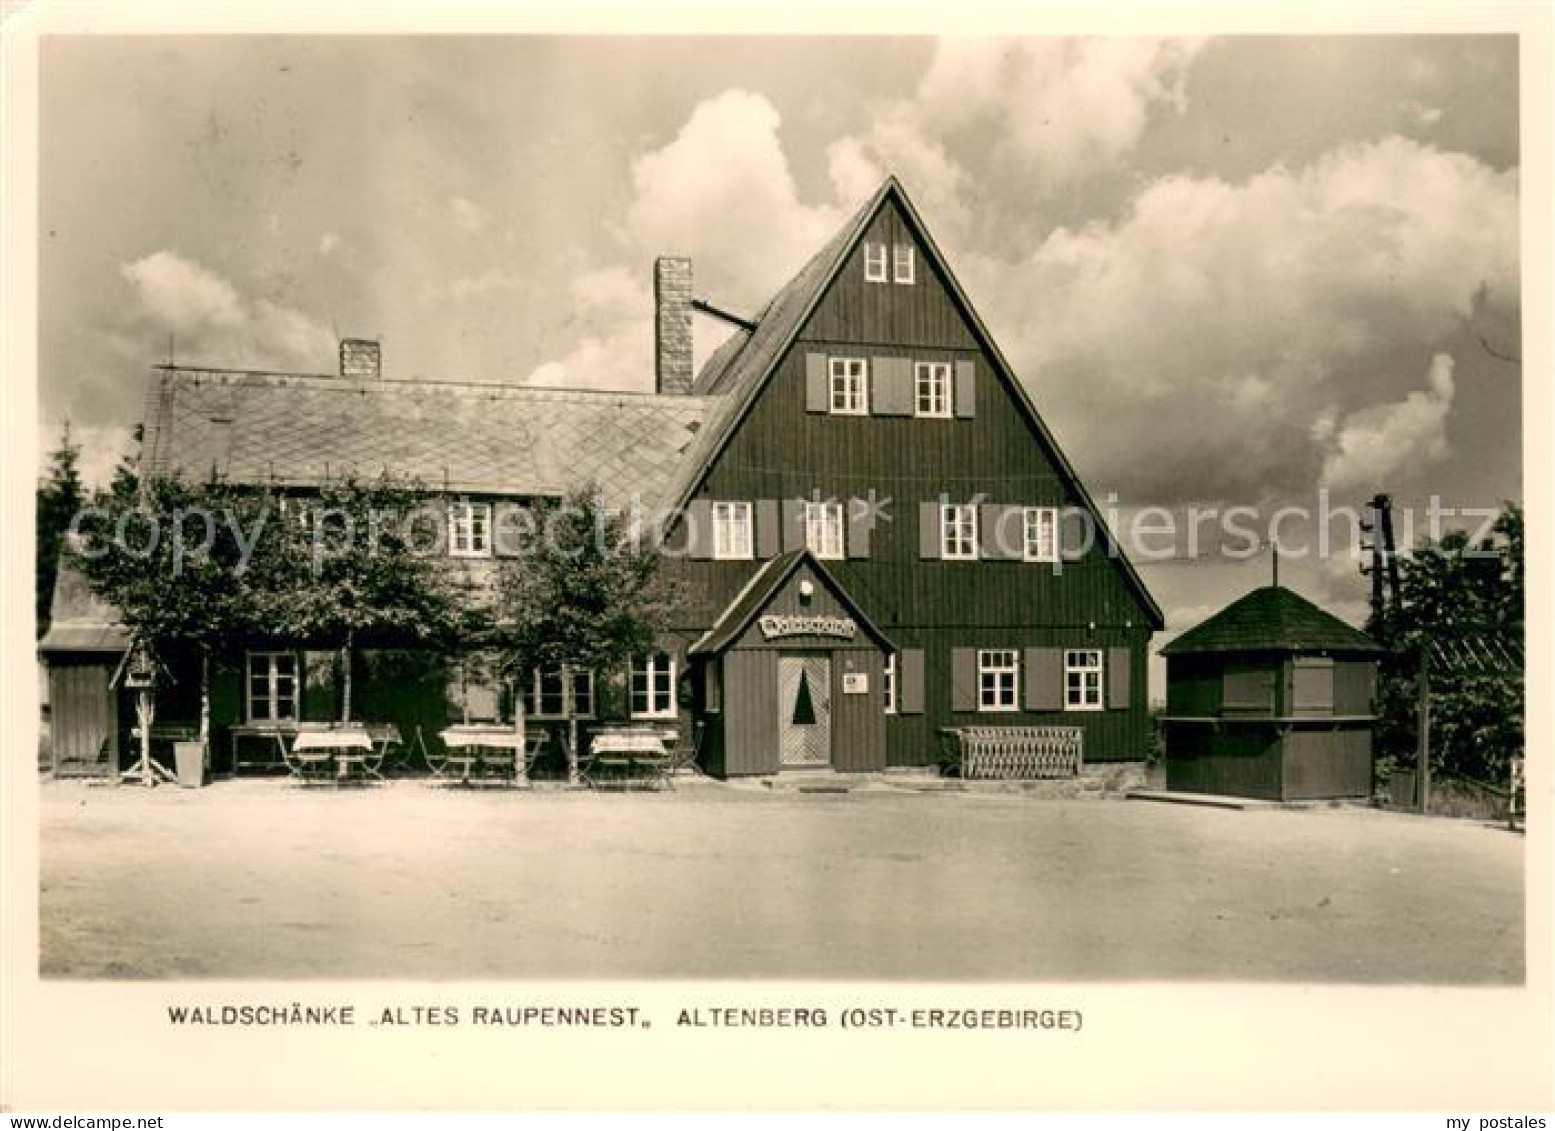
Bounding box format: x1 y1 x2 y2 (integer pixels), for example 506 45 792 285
893 243 915 284
864 242 888 283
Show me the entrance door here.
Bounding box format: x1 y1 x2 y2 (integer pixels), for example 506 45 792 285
778 653 832 768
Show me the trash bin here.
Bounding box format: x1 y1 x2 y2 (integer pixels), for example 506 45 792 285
174 740 207 789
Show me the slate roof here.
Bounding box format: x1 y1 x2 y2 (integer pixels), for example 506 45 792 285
140 368 711 513
38 564 131 652
1160 586 1383 656
688 550 894 656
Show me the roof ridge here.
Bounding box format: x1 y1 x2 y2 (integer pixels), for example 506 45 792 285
158 367 710 406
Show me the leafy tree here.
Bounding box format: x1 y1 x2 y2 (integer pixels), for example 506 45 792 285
37 423 85 637
264 475 464 722
1371 501 1523 784
487 486 683 783
72 474 284 768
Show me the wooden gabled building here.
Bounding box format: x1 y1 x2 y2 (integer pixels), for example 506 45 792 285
1160 585 1384 800
42 176 1164 777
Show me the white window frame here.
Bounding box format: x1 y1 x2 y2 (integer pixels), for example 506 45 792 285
449 500 493 558
828 357 869 415
978 649 1020 713
914 361 952 418
246 650 299 723
522 665 596 720
1023 506 1058 563
804 500 845 560
893 243 916 284
1065 649 1104 711
883 653 897 715
630 652 678 719
864 241 888 283
711 501 754 560
940 502 978 560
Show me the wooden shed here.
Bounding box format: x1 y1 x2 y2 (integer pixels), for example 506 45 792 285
37 564 130 777
1159 586 1383 801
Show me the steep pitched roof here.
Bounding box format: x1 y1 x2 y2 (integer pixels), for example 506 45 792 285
38 563 130 653
1160 586 1383 656
671 176 1166 630
688 549 895 656
140 367 711 512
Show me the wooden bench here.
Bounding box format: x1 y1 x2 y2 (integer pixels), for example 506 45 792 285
939 726 1084 780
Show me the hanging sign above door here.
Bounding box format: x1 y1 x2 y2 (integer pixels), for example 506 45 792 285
758 614 856 641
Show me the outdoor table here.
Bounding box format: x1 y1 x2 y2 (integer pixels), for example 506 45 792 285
291 728 375 784
437 726 545 785
585 730 672 790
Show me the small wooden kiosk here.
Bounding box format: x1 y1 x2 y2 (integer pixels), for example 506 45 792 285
1160 586 1383 801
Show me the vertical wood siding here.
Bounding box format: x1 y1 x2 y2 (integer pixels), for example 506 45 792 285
48 658 117 776
664 198 1158 766
1163 722 1283 800
722 650 781 775
1282 727 1373 800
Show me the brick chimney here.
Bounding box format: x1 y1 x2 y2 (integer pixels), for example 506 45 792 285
339 338 381 380
654 257 693 395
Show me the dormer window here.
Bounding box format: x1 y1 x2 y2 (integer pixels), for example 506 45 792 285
894 243 916 284
864 242 888 283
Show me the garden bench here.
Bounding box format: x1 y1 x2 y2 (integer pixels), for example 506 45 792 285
938 726 1084 780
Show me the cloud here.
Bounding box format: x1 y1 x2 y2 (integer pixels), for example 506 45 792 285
978 135 1516 504
916 38 1206 183
523 266 652 391
625 90 843 310
1320 353 1456 492
119 250 335 371
449 195 492 233
120 251 244 334
318 231 343 256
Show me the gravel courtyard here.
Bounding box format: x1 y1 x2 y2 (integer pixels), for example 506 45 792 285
37 778 1524 982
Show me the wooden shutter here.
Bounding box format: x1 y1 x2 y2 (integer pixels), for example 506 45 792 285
755 500 780 558
846 499 871 559
1107 647 1131 710
919 501 941 559
950 647 977 712
805 353 829 413
899 648 925 714
1060 507 1092 561
978 503 1023 560
1023 647 1063 711
781 499 806 552
684 498 713 560
872 356 913 416
953 360 976 418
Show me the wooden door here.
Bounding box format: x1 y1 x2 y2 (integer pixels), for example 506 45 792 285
778 653 832 768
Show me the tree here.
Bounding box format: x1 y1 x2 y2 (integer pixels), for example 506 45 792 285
487 486 683 784
265 475 463 722
36 422 85 638
1372 501 1523 784
73 473 283 777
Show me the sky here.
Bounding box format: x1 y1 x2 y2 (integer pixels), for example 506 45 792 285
36 33 1524 685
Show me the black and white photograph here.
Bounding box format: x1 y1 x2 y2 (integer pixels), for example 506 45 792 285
4 3 1550 1114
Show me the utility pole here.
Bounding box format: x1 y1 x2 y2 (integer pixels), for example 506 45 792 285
1416 646 1431 815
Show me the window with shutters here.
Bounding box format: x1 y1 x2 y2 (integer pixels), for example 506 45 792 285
804 500 845 560
978 650 1019 712
1065 650 1104 711
247 651 299 722
915 362 951 417
883 653 897 715
1023 507 1058 563
630 652 677 719
712 501 753 560
448 500 493 558
864 242 888 283
829 357 868 415
894 243 916 284
940 503 978 560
